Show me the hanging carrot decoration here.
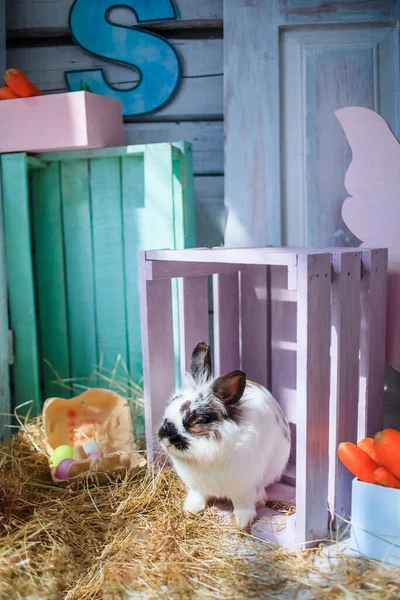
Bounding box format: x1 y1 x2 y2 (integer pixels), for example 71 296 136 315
0 87 20 100
372 466 400 489
337 442 379 484
374 429 400 479
4 69 43 98
358 437 381 464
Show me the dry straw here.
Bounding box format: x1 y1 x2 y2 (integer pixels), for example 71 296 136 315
0 363 399 599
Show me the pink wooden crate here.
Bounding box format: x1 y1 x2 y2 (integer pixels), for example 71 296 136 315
0 91 124 153
139 247 388 549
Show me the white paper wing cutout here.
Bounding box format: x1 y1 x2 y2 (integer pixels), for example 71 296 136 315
336 107 400 371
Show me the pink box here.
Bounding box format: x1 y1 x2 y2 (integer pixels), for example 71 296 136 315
0 91 124 153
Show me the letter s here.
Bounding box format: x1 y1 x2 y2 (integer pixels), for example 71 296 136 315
66 0 181 117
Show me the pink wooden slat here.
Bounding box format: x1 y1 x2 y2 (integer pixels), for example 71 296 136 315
296 253 331 546
281 462 296 487
328 251 361 526
146 247 298 266
139 254 175 463
270 266 297 422
146 246 374 265
241 265 270 387
213 246 375 253
358 248 388 440
285 248 364 291
213 272 240 376
146 260 242 280
179 276 210 379
270 266 297 468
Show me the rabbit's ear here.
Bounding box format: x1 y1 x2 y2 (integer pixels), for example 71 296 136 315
212 370 246 406
190 342 212 382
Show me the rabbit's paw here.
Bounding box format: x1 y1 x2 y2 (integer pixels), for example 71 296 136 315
256 488 268 508
233 508 257 528
184 490 207 515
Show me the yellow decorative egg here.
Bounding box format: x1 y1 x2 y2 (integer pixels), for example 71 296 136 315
51 444 74 467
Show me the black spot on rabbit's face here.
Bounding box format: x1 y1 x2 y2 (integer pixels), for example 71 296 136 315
181 396 226 438
179 379 246 438
158 418 189 451
173 369 248 440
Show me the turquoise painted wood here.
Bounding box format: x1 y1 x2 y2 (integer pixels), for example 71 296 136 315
59 159 97 389
0 167 11 437
0 143 195 423
1 154 41 416
90 157 129 374
0 0 9 432
31 162 71 400
121 153 146 384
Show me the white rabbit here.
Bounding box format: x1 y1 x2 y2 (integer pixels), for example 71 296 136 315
158 342 291 528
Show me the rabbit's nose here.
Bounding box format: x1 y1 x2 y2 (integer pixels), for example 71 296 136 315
158 419 178 440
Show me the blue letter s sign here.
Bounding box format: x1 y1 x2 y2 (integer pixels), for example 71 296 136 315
66 0 181 117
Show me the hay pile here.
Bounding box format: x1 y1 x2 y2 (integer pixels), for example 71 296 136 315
1 420 400 599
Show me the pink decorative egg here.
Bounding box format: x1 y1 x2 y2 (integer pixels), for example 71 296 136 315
88 451 102 460
55 458 75 480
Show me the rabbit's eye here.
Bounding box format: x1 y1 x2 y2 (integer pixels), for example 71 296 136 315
182 408 219 431
195 413 214 425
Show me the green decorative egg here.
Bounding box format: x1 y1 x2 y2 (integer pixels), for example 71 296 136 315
51 444 74 467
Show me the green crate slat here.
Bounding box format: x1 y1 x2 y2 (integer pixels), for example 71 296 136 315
1 154 40 415
31 162 71 399
121 153 145 385
0 167 11 437
91 157 128 372
172 141 196 249
60 159 98 387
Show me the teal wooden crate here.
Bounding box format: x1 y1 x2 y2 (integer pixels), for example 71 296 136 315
0 0 7 438
0 167 11 439
0 143 195 421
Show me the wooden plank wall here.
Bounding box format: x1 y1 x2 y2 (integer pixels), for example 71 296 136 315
5 0 224 249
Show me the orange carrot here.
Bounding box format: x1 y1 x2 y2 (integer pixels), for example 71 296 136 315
358 437 381 464
338 441 379 483
374 429 400 479
373 466 400 489
4 69 43 98
0 86 20 100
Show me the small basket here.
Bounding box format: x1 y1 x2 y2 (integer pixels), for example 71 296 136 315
43 388 146 483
